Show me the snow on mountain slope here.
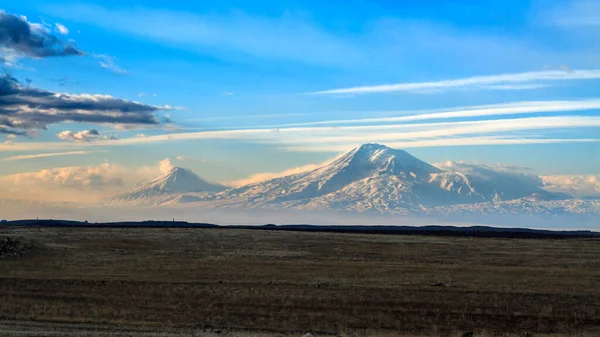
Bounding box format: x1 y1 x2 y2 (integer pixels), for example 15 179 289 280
105 167 225 205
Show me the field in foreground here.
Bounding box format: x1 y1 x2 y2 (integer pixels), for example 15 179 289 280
0 226 599 337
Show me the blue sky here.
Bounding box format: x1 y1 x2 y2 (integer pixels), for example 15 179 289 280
0 0 599 196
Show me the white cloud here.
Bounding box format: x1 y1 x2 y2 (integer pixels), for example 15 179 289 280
138 92 158 97
7 163 125 190
434 161 530 172
55 23 69 34
542 175 600 197
0 163 128 202
309 69 600 95
434 161 543 189
57 129 117 142
159 158 174 174
1 150 106 162
0 158 177 202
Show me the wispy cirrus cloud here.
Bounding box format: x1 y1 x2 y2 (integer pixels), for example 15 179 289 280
0 115 598 153
263 116 600 146
0 150 106 162
478 84 550 90
267 99 600 128
93 54 127 74
283 137 600 153
309 69 600 95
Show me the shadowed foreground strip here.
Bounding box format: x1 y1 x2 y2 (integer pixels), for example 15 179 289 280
0 226 598 336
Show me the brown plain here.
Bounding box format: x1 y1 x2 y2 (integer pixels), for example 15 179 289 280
0 226 599 337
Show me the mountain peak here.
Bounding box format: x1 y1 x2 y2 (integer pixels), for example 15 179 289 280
156 167 224 193
357 143 391 151
166 166 189 176
355 143 407 155
106 166 226 204
342 143 439 175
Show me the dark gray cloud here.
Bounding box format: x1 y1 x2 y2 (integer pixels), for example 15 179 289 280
0 126 25 135
0 73 164 135
0 11 83 59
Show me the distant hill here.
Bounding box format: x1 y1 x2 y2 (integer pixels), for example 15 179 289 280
4 219 599 239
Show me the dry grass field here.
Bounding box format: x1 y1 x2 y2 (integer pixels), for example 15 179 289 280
0 226 599 337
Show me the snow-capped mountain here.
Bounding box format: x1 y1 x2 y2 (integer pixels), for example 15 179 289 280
104 144 600 216
218 143 564 211
105 167 226 205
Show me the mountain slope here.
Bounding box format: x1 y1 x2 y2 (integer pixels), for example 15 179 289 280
106 167 225 205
